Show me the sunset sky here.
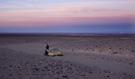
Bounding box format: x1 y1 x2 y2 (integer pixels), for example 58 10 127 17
0 0 135 33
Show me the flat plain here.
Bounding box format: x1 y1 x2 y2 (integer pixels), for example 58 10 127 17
0 35 135 79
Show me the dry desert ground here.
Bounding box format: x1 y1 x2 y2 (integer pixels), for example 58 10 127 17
0 36 135 79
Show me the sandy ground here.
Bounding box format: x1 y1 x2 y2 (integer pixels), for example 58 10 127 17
0 36 135 79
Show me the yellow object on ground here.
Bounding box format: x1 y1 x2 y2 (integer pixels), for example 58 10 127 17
48 48 64 56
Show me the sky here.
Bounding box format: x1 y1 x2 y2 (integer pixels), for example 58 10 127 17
0 0 135 33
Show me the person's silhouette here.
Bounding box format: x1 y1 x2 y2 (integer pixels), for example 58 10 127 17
44 44 49 56
46 44 49 50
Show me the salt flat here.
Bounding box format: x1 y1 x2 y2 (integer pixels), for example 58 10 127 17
0 36 135 79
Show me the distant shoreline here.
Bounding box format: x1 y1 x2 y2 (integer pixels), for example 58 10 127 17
0 33 135 37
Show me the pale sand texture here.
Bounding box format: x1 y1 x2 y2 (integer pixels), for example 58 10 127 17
0 36 135 79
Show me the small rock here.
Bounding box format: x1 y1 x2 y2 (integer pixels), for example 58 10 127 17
62 75 68 78
129 62 133 65
112 52 118 54
32 67 39 72
89 71 93 74
9 73 13 76
131 50 135 52
109 48 112 49
106 75 110 78
9 65 12 67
